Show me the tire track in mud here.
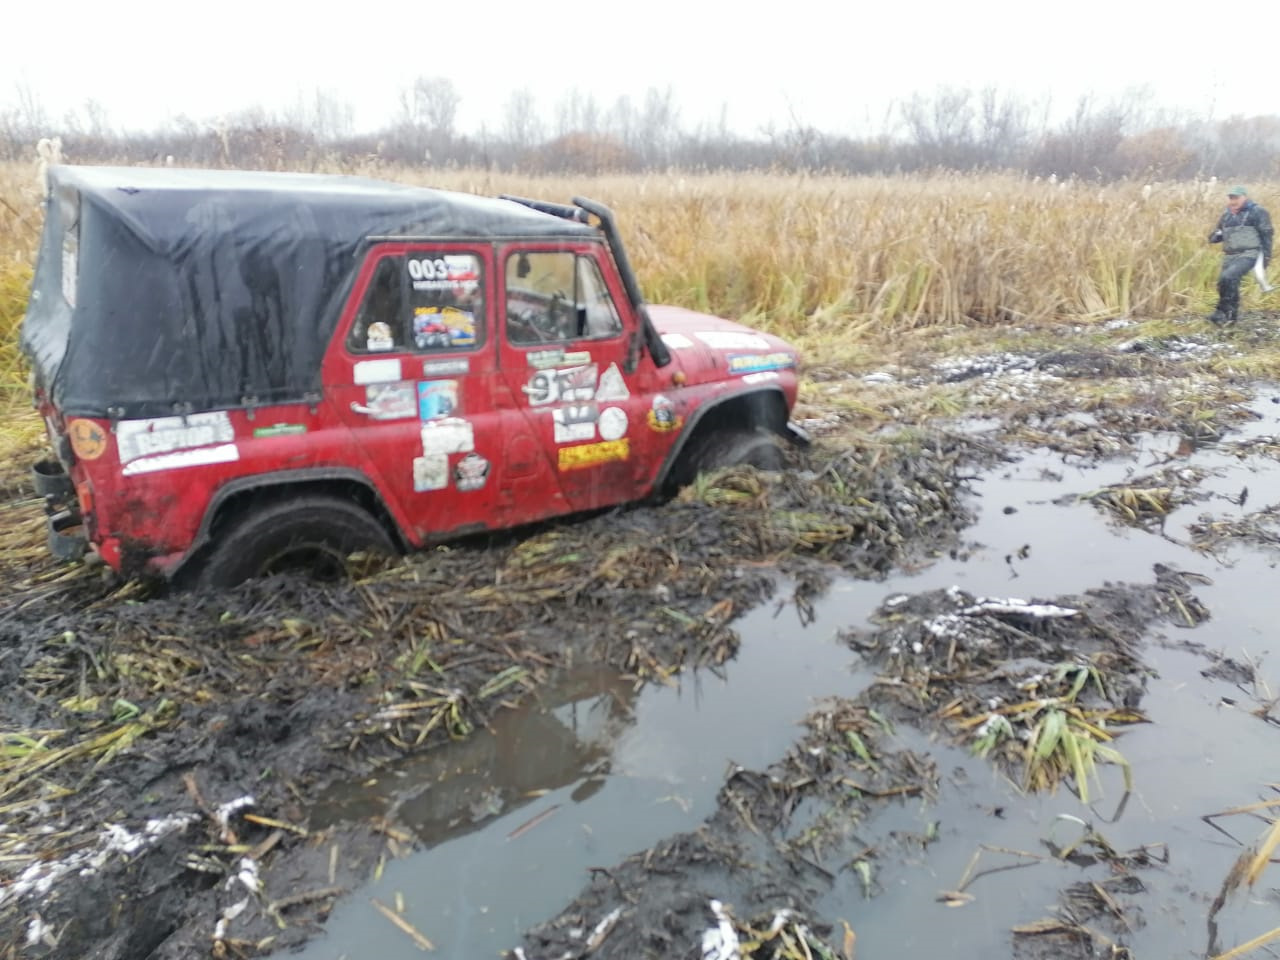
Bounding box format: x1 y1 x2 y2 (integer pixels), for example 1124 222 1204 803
513 571 1207 960
0 437 976 959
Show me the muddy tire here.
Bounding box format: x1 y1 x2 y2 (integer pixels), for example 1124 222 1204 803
694 428 786 474
196 494 396 588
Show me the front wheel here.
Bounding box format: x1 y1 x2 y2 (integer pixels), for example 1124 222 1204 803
690 427 787 479
196 494 397 588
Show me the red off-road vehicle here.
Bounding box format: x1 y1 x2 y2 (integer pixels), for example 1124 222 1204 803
22 167 805 587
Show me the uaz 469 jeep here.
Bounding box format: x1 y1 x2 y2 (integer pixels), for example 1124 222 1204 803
22 167 805 586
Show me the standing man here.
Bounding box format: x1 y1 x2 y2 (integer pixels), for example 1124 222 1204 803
1208 185 1273 325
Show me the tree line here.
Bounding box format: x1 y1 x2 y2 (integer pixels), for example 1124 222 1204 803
1 79 1277 180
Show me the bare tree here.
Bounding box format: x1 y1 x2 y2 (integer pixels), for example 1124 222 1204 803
1029 95 1130 178
974 88 1034 169
395 76 461 162
637 86 680 166
400 77 460 139
501 87 543 151
554 87 601 139
900 87 979 169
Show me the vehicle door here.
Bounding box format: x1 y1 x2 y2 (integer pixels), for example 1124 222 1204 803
495 242 658 516
322 243 503 545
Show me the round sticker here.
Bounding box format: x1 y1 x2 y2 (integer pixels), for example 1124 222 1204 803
68 419 108 461
598 407 628 442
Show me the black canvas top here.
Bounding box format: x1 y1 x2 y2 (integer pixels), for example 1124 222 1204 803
21 166 599 418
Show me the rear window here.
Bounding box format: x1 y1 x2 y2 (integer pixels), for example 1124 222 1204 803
59 190 80 308
347 252 485 354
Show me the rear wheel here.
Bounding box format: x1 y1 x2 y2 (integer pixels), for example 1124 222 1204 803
196 494 397 588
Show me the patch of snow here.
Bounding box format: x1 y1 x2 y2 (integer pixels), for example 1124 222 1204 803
0 812 200 909
701 899 740 960
26 913 53 947
963 598 1079 618
215 795 255 831
932 353 1038 383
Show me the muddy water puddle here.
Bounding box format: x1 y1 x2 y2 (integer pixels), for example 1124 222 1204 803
295 398 1279 959
296 594 871 960
811 640 1277 960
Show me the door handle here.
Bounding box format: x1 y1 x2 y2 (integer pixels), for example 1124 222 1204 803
350 402 378 416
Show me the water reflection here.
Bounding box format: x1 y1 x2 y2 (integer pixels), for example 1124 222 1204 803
295 598 866 960
312 666 638 847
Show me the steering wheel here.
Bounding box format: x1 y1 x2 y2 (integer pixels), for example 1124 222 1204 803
546 291 569 338
507 307 553 344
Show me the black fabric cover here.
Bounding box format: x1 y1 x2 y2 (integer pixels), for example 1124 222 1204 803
21 166 597 418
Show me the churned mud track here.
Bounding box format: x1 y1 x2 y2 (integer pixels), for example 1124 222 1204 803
0 434 975 959
514 571 1206 960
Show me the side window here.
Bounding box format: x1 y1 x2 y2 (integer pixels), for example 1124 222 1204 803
348 256 403 353
506 251 622 345
347 252 485 354
576 256 622 339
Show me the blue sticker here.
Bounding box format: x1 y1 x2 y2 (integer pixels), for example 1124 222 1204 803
417 380 458 421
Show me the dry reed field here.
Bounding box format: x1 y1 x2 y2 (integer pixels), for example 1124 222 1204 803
0 159 1262 407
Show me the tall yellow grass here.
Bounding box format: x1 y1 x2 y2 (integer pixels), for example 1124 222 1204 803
0 161 1257 408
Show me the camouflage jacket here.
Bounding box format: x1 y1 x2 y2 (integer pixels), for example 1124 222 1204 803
1210 201 1274 260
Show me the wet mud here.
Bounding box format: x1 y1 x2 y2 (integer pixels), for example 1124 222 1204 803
0 435 974 958
4 313 1280 959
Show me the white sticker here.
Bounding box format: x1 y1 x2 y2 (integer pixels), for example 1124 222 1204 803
525 364 598 406
116 411 235 465
594 362 630 402
553 404 597 443
526 348 564 369
742 371 781 384
365 383 416 420
422 358 470 377
366 321 395 352
695 331 771 351
122 443 239 477
407 255 479 292
455 453 490 492
413 455 449 492
354 358 403 385
420 418 474 455
528 349 592 370
660 333 693 349
597 407 629 441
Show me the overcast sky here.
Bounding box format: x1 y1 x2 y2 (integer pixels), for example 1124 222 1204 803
4 0 1276 137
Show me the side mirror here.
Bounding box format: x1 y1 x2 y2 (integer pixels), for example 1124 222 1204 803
516 253 531 279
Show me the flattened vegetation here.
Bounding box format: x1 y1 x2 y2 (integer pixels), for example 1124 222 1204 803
0 433 976 956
